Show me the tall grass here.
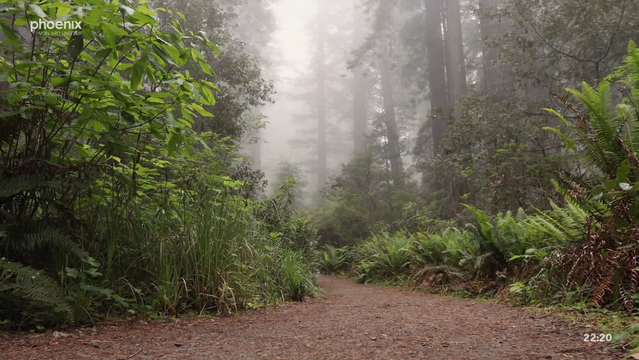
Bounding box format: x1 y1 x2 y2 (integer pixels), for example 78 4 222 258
67 175 319 323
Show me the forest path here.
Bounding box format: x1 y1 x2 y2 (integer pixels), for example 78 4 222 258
1 276 618 360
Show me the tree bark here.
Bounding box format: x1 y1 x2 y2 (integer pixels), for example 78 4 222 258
479 0 499 88
444 0 467 118
379 56 403 180
317 1 327 192
352 2 367 155
248 129 262 170
425 0 450 154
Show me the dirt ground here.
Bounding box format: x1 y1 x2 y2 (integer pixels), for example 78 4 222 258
0 276 620 359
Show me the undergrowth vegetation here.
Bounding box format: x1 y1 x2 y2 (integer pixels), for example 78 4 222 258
0 0 316 330
319 42 639 316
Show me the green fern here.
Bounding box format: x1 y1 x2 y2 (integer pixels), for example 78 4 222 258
317 245 347 273
0 259 73 321
0 174 60 199
545 42 639 213
2 221 89 260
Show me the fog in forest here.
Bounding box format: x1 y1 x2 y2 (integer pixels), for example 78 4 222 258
2 0 639 334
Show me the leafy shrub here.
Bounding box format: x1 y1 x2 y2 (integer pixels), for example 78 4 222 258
0 0 317 328
543 41 639 311
343 198 589 300
353 232 412 283
317 245 348 274
279 252 317 302
412 228 477 269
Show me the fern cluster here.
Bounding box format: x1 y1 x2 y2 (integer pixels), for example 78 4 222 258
0 259 72 326
322 199 587 294
544 41 639 312
0 173 91 328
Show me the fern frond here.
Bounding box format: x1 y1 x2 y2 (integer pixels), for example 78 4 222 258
2 221 89 260
589 274 613 308
0 174 48 199
0 259 72 321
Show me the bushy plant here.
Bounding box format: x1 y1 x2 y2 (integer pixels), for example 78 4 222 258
543 41 639 311
412 228 477 269
0 0 316 329
342 197 589 299
353 232 412 283
317 245 348 274
279 251 317 302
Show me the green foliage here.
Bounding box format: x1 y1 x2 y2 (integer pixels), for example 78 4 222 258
542 41 639 312
413 228 477 270
317 245 348 274
353 232 412 283
0 0 315 329
279 251 317 302
317 151 420 246
327 199 588 302
272 161 307 210
0 259 72 328
416 93 569 217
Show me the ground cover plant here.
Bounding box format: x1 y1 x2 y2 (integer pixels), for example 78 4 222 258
317 42 639 352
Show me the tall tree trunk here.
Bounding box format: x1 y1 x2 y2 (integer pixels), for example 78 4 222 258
441 0 469 200
248 129 262 170
444 0 467 119
442 0 454 99
379 57 403 180
317 2 327 193
352 2 367 155
425 0 450 154
479 0 514 92
479 0 499 88
353 70 367 154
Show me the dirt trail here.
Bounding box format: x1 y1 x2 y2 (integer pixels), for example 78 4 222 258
1 276 618 359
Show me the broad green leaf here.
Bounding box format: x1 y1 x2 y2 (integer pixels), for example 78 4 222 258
136 5 157 16
56 4 71 18
95 48 111 60
2 38 23 46
167 134 184 154
191 103 214 117
162 44 181 65
51 77 70 87
65 267 79 279
0 23 18 40
28 4 47 18
68 33 84 58
101 23 116 48
151 43 175 66
200 85 216 105
110 89 131 103
44 94 59 105
130 54 148 90
14 17 28 26
198 60 213 75
178 49 191 66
